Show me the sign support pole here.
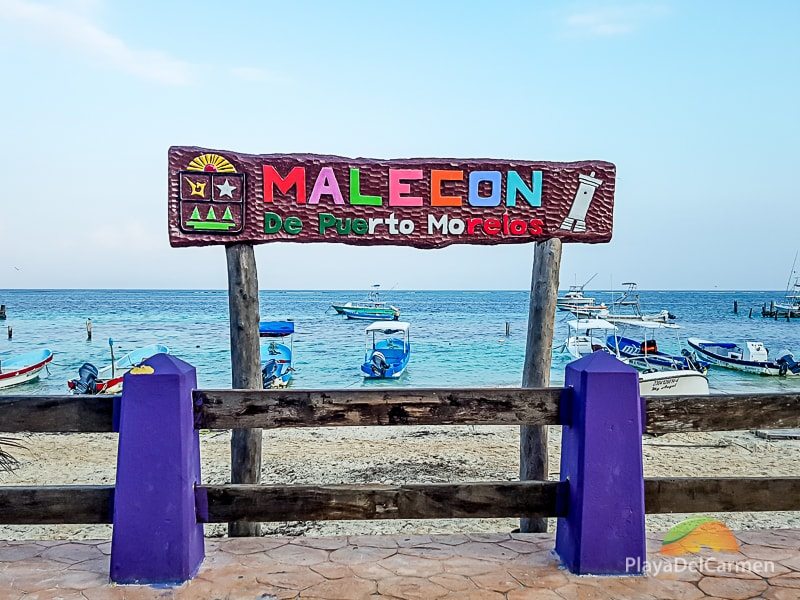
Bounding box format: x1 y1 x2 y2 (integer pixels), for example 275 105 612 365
520 238 562 533
225 243 263 537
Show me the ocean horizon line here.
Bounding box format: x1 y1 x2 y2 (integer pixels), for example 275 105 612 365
0 287 792 293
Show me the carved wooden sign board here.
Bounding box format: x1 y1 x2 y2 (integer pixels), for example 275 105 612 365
168 146 616 249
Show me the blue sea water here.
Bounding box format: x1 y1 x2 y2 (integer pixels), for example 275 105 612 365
0 289 798 395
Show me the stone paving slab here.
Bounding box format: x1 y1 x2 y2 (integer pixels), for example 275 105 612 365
1 529 799 599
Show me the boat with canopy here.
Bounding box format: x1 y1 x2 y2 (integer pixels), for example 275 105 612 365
259 321 295 388
564 319 708 395
361 321 410 379
606 321 708 374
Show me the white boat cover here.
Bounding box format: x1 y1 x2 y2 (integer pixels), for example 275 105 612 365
566 319 617 330
365 321 410 333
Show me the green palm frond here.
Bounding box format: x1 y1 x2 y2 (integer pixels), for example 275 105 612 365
0 437 25 474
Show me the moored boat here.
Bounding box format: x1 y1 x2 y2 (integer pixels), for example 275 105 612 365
556 274 604 312
601 282 676 324
565 318 617 358
0 348 53 389
332 285 400 321
564 320 708 395
607 321 709 374
260 321 294 388
687 338 800 377
361 321 410 379
68 343 169 394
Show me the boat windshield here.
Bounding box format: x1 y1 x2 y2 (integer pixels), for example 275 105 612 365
365 321 409 349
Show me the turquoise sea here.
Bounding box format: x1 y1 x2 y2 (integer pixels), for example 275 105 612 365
0 289 798 395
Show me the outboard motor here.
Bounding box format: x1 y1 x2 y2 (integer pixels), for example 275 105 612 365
370 351 389 376
776 351 800 376
70 363 99 395
262 359 278 388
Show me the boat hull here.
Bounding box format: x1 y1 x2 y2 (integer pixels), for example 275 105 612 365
0 350 54 390
638 370 709 396
361 338 409 379
343 309 399 320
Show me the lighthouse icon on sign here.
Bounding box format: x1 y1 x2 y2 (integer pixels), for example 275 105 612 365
560 172 603 233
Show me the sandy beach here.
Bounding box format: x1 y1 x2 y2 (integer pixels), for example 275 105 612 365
2 426 799 541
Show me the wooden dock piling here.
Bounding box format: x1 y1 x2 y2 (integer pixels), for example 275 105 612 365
225 243 263 537
520 238 562 533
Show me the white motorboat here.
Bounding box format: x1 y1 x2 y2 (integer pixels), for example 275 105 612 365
564 318 618 359
687 338 800 377
556 274 606 312
601 282 676 324
774 277 800 317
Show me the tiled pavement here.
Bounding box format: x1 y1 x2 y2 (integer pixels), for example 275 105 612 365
1 530 800 599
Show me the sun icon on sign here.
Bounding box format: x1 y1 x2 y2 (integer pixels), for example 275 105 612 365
187 153 236 173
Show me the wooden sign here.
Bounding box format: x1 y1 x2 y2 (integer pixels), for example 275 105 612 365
168 146 616 249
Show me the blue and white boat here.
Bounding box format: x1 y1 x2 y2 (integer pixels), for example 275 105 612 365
0 348 53 389
260 321 294 388
361 321 410 379
688 338 800 377
607 322 709 374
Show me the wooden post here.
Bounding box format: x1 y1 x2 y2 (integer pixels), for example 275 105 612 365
86 318 93 341
733 300 738 314
520 238 562 533
225 243 263 537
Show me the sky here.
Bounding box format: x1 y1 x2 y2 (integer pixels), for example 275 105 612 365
0 0 798 290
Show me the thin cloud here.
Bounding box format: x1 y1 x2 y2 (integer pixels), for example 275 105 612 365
564 4 669 37
0 0 194 85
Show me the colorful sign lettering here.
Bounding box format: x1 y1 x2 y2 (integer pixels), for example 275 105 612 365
168 147 616 248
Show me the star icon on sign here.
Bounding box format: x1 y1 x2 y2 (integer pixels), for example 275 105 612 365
216 178 237 198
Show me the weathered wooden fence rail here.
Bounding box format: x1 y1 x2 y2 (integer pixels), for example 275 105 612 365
1 352 799 583
5 477 800 526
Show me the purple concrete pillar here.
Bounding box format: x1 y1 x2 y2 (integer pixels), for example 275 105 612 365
555 351 646 575
110 354 204 584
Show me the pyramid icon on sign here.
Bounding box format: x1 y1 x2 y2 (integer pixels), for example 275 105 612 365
206 206 217 221
189 207 201 220
222 207 234 221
